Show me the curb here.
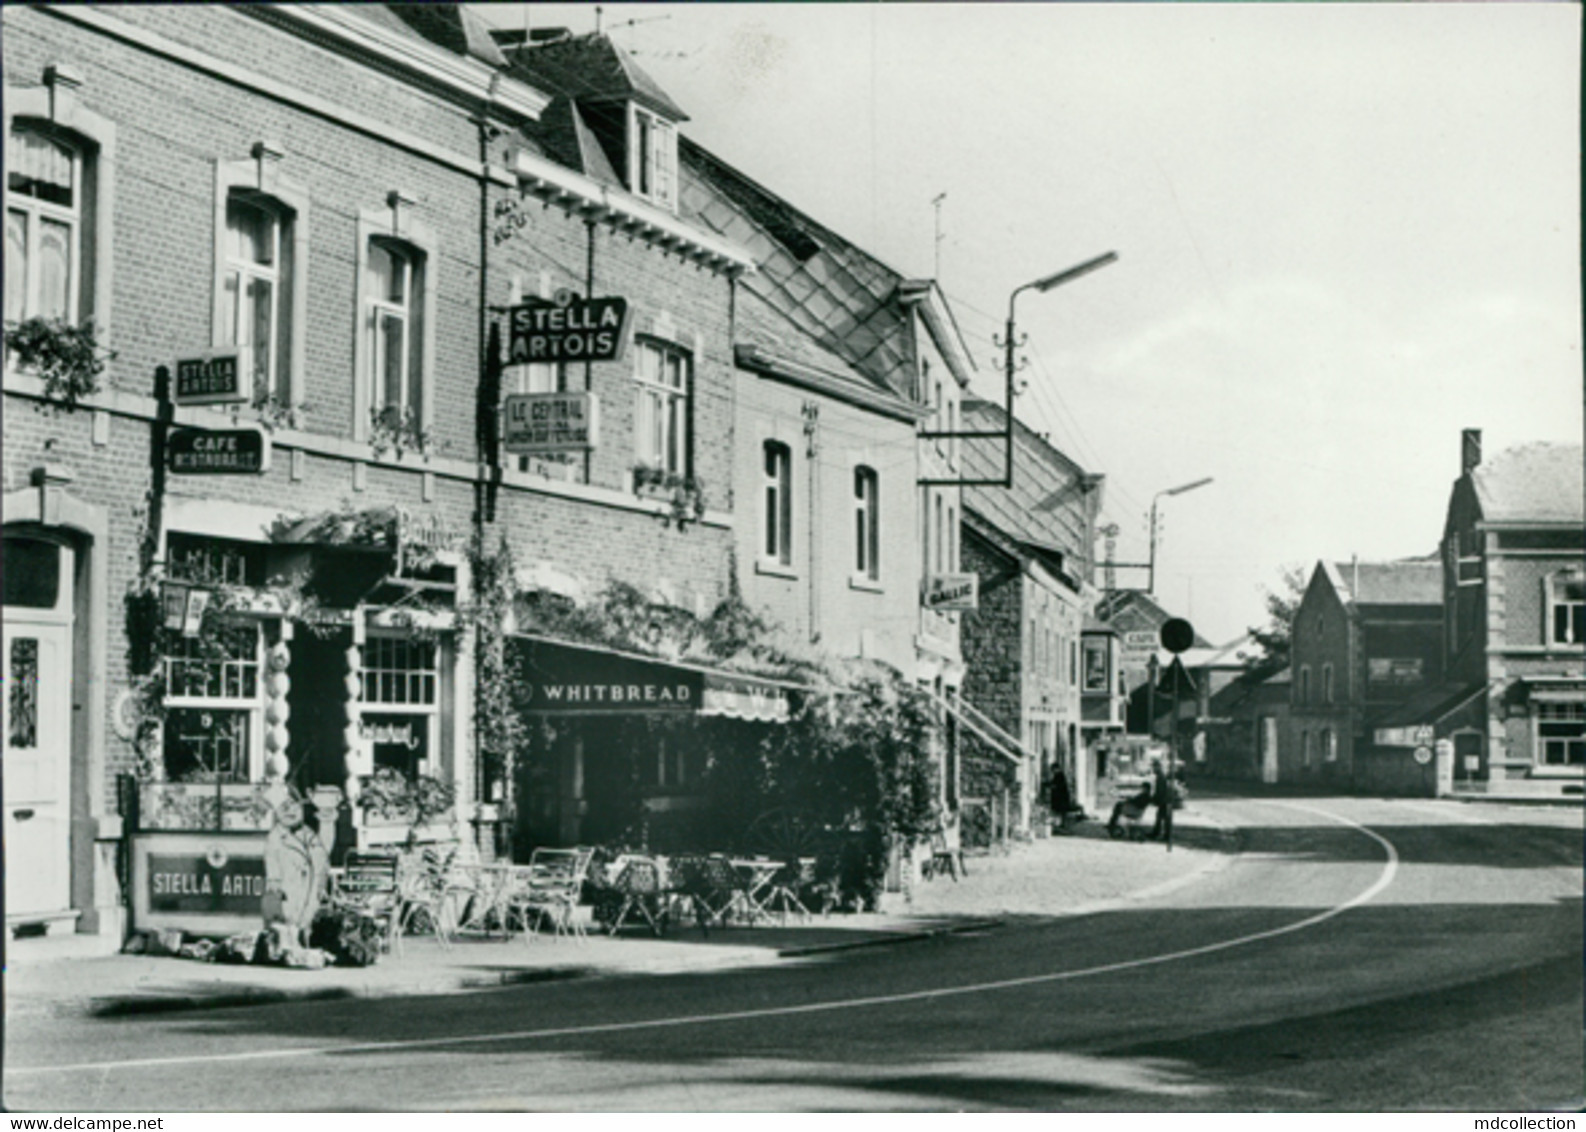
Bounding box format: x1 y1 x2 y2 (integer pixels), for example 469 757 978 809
776 918 1004 957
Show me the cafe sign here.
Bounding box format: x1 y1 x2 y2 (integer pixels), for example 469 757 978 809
923 574 978 611
508 292 630 364
173 347 251 406
503 391 600 455
167 426 271 475
1374 725 1435 748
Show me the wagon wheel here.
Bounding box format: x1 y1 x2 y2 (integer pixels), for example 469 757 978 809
741 807 833 863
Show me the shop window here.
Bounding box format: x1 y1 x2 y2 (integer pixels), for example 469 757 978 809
162 623 261 783
763 440 792 567
854 465 879 581
165 533 265 587
629 105 677 211
6 124 80 323
634 338 691 476
1538 702 1586 767
1547 573 1584 646
360 635 440 780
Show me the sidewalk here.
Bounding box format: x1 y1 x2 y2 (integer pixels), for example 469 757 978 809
4 809 1236 1020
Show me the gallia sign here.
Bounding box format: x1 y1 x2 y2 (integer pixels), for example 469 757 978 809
923 574 978 611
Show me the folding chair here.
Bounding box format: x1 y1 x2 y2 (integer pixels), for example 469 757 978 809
926 826 966 882
332 851 403 955
605 856 666 936
505 846 594 941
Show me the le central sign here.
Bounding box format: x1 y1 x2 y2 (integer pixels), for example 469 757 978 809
503 391 600 455
508 294 629 364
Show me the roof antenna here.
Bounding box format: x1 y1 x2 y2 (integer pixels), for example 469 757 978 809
931 192 947 281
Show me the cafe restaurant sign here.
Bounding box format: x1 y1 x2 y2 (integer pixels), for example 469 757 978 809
173 347 251 406
508 292 630 364
511 637 791 722
503 391 600 455
923 573 978 611
167 425 271 475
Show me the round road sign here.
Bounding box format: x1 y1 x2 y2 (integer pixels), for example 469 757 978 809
1160 618 1195 654
1413 746 1433 765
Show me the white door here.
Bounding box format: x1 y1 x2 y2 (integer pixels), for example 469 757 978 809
3 537 75 920
1260 716 1279 784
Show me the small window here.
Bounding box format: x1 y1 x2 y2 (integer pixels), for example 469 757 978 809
1323 729 1337 763
854 465 879 580
934 494 945 574
763 441 792 566
630 106 676 211
1297 666 1311 705
1322 663 1334 704
6 124 80 323
634 339 691 476
1301 730 1313 767
2 538 61 609
1548 574 1584 646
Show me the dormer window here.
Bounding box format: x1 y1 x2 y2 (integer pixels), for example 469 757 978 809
629 105 676 211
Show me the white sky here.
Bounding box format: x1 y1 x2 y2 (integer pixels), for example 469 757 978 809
484 2 1582 644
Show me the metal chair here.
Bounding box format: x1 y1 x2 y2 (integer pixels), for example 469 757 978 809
331 851 403 955
605 856 666 936
504 846 594 941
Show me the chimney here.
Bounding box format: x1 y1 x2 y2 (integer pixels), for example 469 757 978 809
1461 429 1482 475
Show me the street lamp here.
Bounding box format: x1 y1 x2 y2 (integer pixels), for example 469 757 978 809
1147 476 1213 595
918 250 1118 488
998 251 1119 485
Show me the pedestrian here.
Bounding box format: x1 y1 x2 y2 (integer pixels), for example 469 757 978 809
1049 764 1074 833
1107 781 1152 838
1149 757 1174 843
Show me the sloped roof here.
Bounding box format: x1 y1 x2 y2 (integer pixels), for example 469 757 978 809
734 286 905 405
531 96 623 187
361 5 508 66
1330 559 1442 606
959 398 1097 567
506 32 687 121
1472 442 1584 523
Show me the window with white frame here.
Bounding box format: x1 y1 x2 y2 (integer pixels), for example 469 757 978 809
162 623 262 784
1548 573 1584 646
630 105 676 211
364 237 427 435
221 191 294 403
854 465 879 581
6 124 80 323
360 635 441 780
634 338 690 475
1323 728 1337 762
763 440 792 567
1537 702 1585 766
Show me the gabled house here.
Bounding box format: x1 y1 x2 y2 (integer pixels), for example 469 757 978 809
1288 557 1443 788
1439 430 1584 796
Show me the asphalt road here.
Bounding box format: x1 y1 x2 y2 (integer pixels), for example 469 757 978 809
6 795 1582 1112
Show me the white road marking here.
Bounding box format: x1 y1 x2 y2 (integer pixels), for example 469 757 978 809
12 800 1399 1078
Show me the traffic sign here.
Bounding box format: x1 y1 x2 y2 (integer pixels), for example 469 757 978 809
1160 618 1194 654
